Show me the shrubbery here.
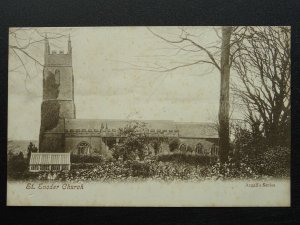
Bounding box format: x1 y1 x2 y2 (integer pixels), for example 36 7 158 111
8 123 290 181
111 121 150 161
208 161 259 180
169 138 180 152
51 159 212 182
241 146 290 178
156 153 217 166
232 126 290 178
7 152 28 180
261 146 290 177
70 154 104 163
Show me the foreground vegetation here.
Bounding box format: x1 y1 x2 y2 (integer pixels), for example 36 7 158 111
8 119 290 182
8 149 289 182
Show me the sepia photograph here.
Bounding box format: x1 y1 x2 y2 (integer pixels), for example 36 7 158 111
7 26 290 206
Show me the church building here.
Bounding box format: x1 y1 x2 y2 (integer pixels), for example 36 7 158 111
38 36 219 158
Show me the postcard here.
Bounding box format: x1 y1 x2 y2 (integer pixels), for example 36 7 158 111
7 27 290 206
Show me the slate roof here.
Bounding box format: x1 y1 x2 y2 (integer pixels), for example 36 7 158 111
175 122 218 138
64 119 218 138
65 119 176 130
30 153 70 165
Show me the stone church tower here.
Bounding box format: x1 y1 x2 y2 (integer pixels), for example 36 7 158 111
39 35 76 152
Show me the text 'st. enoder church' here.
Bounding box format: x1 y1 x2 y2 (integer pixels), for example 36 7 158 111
39 36 219 157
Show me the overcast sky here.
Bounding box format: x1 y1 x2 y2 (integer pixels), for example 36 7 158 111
8 27 241 140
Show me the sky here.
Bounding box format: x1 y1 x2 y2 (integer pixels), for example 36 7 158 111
8 27 240 140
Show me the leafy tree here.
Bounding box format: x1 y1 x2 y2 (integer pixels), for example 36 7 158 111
102 137 117 149
112 121 150 161
169 138 180 152
149 136 169 155
8 152 27 178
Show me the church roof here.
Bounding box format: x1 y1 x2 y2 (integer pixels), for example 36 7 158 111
65 119 176 130
64 119 218 139
30 153 70 165
175 122 218 138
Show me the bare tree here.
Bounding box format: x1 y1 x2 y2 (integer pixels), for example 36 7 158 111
140 26 236 163
232 26 291 146
218 26 233 163
9 28 71 92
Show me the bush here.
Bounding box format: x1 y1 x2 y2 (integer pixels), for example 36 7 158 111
231 147 290 178
209 161 259 180
232 125 290 178
151 140 161 155
130 161 152 177
251 146 290 177
37 159 211 182
71 163 97 170
156 153 217 166
169 138 180 152
70 154 103 163
111 146 138 161
112 121 150 161
7 152 28 180
233 127 266 160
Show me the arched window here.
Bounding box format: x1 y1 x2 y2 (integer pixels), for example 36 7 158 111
179 143 187 152
77 142 90 155
186 145 193 153
195 143 204 155
211 144 219 156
